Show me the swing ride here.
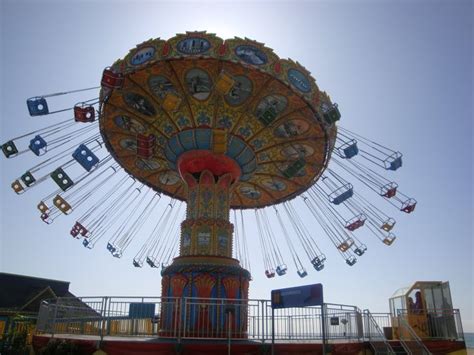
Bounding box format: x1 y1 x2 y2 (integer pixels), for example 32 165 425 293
2 32 417 337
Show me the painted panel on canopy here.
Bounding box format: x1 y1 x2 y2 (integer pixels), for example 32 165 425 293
213 64 269 133
272 58 321 109
251 78 309 120
101 103 166 145
121 38 166 73
169 59 221 125
222 37 280 76
124 67 182 135
272 109 325 139
105 89 163 137
165 32 224 59
105 130 167 169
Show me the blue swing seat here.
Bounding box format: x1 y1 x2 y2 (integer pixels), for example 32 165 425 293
73 144 99 172
29 135 47 156
276 264 287 276
27 97 49 116
346 256 357 266
329 184 353 205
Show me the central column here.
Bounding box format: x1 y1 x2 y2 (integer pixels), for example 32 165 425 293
160 142 251 338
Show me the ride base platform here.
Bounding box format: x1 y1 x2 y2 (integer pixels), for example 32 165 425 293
32 334 467 355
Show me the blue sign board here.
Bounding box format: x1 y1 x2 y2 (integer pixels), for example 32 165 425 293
129 303 156 318
271 283 323 309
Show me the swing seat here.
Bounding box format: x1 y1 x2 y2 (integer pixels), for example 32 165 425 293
380 182 398 198
73 144 99 172
346 219 364 231
101 68 124 89
383 234 396 246
2 140 19 158
384 152 403 171
74 104 96 123
40 213 52 224
79 227 89 237
297 269 308 278
83 239 93 249
283 158 306 178
21 171 36 187
314 263 325 271
11 180 24 194
338 139 358 159
265 269 275 278
133 259 143 268
401 198 417 214
354 245 367 256
137 134 156 159
29 135 48 156
345 256 357 266
345 214 366 231
337 238 354 252
72 221 88 237
146 257 159 268
27 97 49 116
71 222 86 237
106 242 116 253
381 218 395 232
50 168 74 191
329 183 353 205
37 201 50 214
276 264 287 276
311 255 326 271
70 228 80 238
53 195 72 214
323 103 341 125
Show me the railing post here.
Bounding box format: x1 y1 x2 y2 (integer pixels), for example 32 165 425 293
455 309 463 340
288 314 291 340
105 297 111 336
182 297 187 339
98 297 108 341
174 298 180 341
51 299 59 338
321 303 327 355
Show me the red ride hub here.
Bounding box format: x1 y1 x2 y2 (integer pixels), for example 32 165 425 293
177 150 241 182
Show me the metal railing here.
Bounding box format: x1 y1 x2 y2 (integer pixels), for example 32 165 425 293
397 315 431 355
35 296 465 348
369 312 392 334
36 296 365 342
396 309 464 340
364 310 395 355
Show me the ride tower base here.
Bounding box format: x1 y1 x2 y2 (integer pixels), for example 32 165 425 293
160 255 250 338
159 164 251 338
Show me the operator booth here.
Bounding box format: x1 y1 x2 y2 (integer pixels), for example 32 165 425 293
389 281 458 340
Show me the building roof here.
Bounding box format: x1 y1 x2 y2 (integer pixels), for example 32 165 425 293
0 273 75 312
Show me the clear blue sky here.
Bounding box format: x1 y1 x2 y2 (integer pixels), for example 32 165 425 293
1 0 472 331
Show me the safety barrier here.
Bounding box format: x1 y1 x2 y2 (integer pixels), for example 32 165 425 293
35 297 465 344
364 310 395 354
396 308 464 340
